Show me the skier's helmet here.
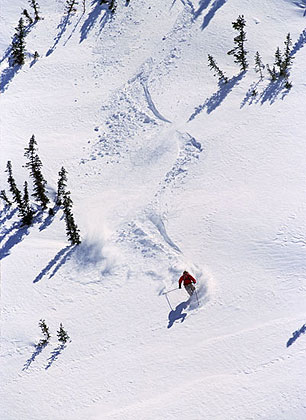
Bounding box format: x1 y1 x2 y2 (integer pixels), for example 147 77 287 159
183 270 188 275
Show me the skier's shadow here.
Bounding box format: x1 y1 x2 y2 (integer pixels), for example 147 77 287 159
167 300 189 328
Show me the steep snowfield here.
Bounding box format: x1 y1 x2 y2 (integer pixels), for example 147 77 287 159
1 0 306 419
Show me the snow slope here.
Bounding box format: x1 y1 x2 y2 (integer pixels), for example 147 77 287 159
1 0 306 419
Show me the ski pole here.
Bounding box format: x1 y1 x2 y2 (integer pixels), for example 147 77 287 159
165 294 174 311
162 287 179 295
195 288 199 306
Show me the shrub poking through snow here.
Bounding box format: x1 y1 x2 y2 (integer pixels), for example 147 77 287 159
38 319 51 347
227 15 248 72
11 18 26 66
5 161 25 218
22 181 35 225
22 9 33 25
57 323 70 344
281 33 294 77
109 0 117 13
24 135 49 209
62 191 81 245
207 54 228 83
56 166 68 206
0 190 12 207
100 0 116 13
267 34 294 83
254 51 265 80
28 0 41 21
266 64 277 81
66 0 78 15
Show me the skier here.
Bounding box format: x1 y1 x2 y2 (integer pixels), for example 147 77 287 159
179 270 197 296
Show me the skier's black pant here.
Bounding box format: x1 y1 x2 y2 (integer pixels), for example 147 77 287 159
185 283 195 296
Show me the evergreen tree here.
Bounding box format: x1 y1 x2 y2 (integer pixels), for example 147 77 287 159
274 47 283 74
227 15 248 71
109 0 117 13
281 33 293 78
22 181 35 225
11 18 26 66
57 323 70 344
24 135 49 209
5 161 24 212
38 319 51 347
22 9 33 25
266 64 277 81
63 192 81 245
254 51 265 80
56 166 68 206
208 54 228 83
0 190 12 206
100 0 116 12
28 0 41 21
66 0 78 14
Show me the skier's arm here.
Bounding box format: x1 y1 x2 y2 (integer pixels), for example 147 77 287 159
178 276 183 288
189 274 196 284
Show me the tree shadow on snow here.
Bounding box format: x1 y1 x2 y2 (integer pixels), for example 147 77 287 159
286 324 306 348
45 344 66 370
0 65 20 93
192 0 227 30
46 14 72 56
0 208 18 230
39 207 59 232
0 223 31 260
240 80 261 108
80 0 111 43
23 342 47 370
33 245 76 283
291 29 306 56
188 72 245 121
258 78 290 105
0 23 36 92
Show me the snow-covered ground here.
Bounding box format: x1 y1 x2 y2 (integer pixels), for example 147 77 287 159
1 0 306 419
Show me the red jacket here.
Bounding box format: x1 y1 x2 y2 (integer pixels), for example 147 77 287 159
179 272 196 287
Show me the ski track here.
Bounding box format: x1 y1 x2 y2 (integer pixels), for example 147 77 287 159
141 80 172 123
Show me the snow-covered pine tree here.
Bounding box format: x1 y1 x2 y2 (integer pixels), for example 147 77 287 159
207 54 228 83
56 166 68 206
57 323 70 344
28 0 41 21
281 33 293 78
5 161 24 213
109 0 117 13
227 15 248 72
274 47 283 75
22 9 33 25
66 0 78 14
0 190 12 206
24 135 49 209
11 18 26 66
22 181 35 225
63 192 81 245
38 319 51 347
254 51 265 80
266 64 277 81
